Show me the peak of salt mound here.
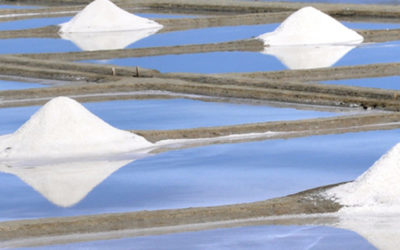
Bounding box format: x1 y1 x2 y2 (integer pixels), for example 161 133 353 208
59 0 163 33
258 6 363 46
0 97 152 160
326 142 400 208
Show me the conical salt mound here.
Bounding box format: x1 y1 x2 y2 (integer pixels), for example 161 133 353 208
326 142 400 208
59 0 163 33
0 97 152 160
258 6 363 46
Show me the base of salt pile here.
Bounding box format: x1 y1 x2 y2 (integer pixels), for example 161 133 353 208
258 6 363 46
0 97 152 161
59 0 163 33
325 142 400 212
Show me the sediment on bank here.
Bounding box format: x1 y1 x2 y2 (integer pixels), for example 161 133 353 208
1 76 400 111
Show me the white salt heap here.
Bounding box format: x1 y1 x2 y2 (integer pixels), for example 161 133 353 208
59 0 163 33
0 97 152 161
257 6 363 46
326 142 400 211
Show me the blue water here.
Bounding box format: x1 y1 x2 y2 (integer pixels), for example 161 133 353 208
0 4 41 9
0 126 399 220
92 40 400 73
38 225 374 250
0 16 69 31
0 98 338 135
0 79 45 90
322 76 400 90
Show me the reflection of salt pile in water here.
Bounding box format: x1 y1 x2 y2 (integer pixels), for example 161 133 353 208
262 45 356 70
59 28 160 51
257 7 363 69
334 215 400 250
326 143 400 210
0 159 137 207
58 0 162 51
0 97 152 161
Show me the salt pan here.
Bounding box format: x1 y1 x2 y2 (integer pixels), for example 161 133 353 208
258 7 363 46
59 0 163 33
326 142 400 210
0 97 153 161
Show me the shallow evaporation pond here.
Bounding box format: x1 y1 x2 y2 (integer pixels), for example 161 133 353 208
0 98 340 134
0 4 41 9
0 23 278 54
35 225 375 250
0 79 46 91
0 16 69 31
1 127 399 220
321 76 400 90
90 39 400 73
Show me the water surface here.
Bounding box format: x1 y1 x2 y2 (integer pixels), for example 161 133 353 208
37 225 374 250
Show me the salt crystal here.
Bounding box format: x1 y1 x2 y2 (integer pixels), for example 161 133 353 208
59 0 163 33
258 6 363 46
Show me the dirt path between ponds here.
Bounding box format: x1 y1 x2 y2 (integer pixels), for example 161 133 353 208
1 75 400 110
0 183 342 248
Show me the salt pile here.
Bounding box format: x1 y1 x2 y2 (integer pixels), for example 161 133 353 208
326 142 400 210
257 6 363 46
0 159 135 207
59 0 163 33
0 97 152 161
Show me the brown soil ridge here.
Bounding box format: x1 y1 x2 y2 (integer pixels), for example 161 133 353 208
133 112 400 143
1 76 400 111
0 183 341 246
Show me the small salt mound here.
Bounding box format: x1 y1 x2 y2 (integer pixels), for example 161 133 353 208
257 6 363 46
326 142 400 208
59 0 163 33
0 97 152 160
